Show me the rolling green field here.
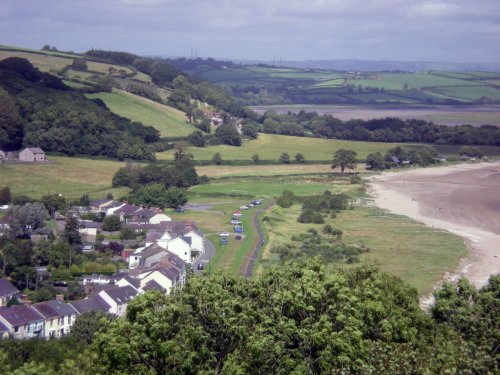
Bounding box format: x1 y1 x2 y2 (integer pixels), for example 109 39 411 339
85 89 197 137
0 156 129 199
157 133 424 161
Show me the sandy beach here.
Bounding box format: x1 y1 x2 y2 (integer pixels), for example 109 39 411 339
369 162 500 305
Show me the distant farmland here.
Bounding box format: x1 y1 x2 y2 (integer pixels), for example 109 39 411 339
188 65 500 105
251 104 500 126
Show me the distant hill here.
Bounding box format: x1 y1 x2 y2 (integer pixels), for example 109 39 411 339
0 57 159 160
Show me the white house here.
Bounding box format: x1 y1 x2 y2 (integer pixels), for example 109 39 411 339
135 208 171 224
19 147 47 162
157 236 191 263
98 285 138 317
32 299 77 338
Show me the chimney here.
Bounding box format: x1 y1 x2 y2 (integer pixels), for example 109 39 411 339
55 294 64 301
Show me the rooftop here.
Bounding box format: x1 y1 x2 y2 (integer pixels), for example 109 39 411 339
69 295 110 314
102 285 138 304
33 300 76 319
0 279 20 298
0 305 44 326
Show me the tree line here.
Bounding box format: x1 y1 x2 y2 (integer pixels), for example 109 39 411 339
256 110 500 146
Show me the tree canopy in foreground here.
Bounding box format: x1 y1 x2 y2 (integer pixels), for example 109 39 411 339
0 261 498 374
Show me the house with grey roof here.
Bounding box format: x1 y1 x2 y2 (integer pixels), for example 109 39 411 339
89 199 115 213
0 305 44 339
98 285 138 316
69 295 111 315
129 244 170 269
19 147 47 162
0 279 21 307
78 220 102 236
32 299 77 338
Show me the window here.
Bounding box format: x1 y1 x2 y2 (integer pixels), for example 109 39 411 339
15 326 19 333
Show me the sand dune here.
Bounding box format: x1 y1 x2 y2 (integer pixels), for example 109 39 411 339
369 162 500 306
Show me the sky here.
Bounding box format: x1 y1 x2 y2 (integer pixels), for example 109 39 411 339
1 0 499 63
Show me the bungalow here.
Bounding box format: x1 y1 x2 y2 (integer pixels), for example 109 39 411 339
78 220 102 236
0 305 45 339
19 147 47 163
32 299 77 338
0 279 21 307
98 285 138 316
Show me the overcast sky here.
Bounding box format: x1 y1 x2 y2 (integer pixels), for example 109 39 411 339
1 0 499 62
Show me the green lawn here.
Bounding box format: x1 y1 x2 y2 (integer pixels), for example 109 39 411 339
157 133 421 161
0 156 129 200
85 89 197 137
261 191 468 296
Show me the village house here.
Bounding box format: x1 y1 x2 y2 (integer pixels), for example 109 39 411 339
129 243 170 269
0 150 5 163
0 279 21 307
89 198 115 213
32 298 77 338
78 220 102 236
69 295 111 315
19 147 47 162
98 285 138 317
0 305 45 339
134 208 171 224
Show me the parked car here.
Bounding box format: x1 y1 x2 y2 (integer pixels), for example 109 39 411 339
239 206 249 210
230 220 242 225
249 204 255 207
235 235 242 240
197 263 204 270
174 208 184 213
219 232 230 238
234 226 244 233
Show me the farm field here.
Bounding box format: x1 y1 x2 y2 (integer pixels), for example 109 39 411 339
0 156 129 200
157 133 422 161
85 89 196 137
196 164 335 178
250 104 500 126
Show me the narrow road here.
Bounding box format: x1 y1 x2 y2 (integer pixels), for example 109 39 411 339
241 200 275 277
192 238 215 275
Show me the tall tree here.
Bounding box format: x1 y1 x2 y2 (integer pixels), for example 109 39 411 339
332 149 357 174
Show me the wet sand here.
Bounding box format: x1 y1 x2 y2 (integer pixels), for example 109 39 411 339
369 162 500 304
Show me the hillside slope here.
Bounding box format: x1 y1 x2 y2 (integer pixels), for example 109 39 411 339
86 89 197 137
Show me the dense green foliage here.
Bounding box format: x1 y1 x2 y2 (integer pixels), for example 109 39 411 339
258 110 500 146
129 184 187 209
0 58 159 159
0 261 498 373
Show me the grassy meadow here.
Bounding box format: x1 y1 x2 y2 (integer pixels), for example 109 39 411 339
0 156 129 200
85 89 197 137
157 133 422 161
261 200 467 295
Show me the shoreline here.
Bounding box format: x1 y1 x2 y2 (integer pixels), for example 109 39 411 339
368 162 500 307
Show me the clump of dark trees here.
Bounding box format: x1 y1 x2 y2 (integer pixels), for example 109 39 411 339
1 260 498 374
112 153 200 208
0 58 159 160
258 110 500 146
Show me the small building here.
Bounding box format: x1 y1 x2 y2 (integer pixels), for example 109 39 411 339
32 299 77 338
0 150 5 162
0 279 21 307
98 285 138 316
89 199 115 213
134 208 171 224
19 147 47 162
78 220 102 236
0 305 45 339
